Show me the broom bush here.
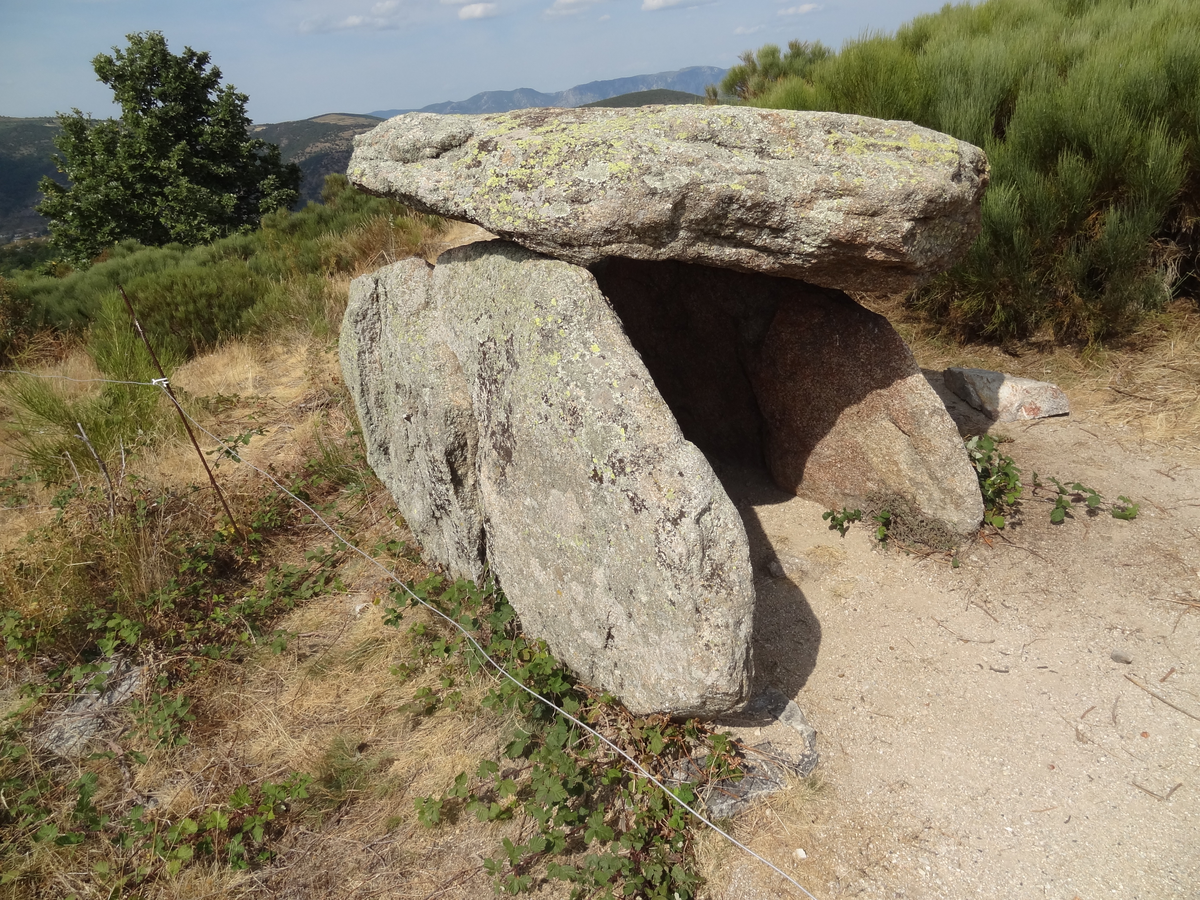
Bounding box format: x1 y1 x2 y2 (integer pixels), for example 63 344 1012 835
726 0 1199 343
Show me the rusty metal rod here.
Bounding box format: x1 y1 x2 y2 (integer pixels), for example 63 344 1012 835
118 284 242 541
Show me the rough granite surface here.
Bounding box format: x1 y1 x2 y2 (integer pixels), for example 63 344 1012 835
755 291 984 544
943 367 1070 423
340 241 756 717
348 106 988 293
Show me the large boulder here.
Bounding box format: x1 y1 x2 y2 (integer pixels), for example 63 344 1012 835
341 241 756 717
348 106 988 293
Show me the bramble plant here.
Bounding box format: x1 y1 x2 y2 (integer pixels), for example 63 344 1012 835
822 507 862 536
965 434 1023 529
1033 473 1140 524
383 575 746 898
872 509 892 543
825 434 1138 549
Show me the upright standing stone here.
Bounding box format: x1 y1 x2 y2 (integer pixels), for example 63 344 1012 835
341 241 756 717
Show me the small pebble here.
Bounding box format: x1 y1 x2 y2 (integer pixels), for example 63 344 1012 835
793 848 807 861
767 559 786 578
1110 649 1133 665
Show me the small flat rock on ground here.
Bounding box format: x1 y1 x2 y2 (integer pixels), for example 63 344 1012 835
943 366 1070 422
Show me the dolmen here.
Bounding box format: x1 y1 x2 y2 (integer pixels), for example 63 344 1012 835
340 106 988 718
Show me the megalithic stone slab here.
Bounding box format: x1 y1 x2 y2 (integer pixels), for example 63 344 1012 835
348 106 988 293
340 241 755 717
755 293 984 546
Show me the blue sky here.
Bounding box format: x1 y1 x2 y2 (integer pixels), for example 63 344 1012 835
2 0 957 123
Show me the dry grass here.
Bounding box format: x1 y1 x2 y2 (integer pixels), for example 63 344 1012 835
321 212 449 278
0 332 580 899
420 221 497 264
861 295 1200 449
694 773 833 900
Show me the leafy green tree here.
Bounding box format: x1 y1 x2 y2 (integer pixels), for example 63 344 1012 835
38 32 301 263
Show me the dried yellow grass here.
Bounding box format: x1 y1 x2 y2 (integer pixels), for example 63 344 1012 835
694 773 832 900
156 582 553 900
421 221 498 264
0 344 105 536
861 296 1200 450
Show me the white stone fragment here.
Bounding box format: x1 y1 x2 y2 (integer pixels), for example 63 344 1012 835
943 367 1070 423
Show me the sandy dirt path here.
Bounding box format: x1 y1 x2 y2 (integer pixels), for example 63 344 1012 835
710 375 1200 900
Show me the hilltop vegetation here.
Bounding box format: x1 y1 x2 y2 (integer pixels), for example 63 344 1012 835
250 114 381 207
0 114 383 244
39 33 301 265
721 0 1200 344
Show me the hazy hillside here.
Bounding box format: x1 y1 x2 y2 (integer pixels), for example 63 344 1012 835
581 89 704 108
251 113 382 206
0 117 66 243
369 66 726 117
1 65 724 245
0 113 382 243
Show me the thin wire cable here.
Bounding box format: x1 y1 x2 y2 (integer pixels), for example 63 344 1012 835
0 366 819 898
0 368 159 388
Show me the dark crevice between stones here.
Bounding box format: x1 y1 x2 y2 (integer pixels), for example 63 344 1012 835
590 258 832 704
590 257 775 470
591 255 970 552
589 256 917 488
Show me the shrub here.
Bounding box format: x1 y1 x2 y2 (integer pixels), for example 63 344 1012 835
92 259 269 361
734 0 1199 344
2 174 443 350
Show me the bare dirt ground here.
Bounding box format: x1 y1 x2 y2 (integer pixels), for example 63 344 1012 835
705 377 1200 900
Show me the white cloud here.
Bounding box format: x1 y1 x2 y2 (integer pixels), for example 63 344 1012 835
546 0 607 16
299 0 502 31
301 13 401 32
778 3 821 15
733 25 764 35
458 2 498 17
299 0 413 32
641 0 712 8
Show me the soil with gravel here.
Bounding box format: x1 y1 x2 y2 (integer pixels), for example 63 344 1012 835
709 373 1200 900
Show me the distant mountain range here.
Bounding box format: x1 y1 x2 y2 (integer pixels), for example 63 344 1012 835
369 66 727 117
0 66 728 244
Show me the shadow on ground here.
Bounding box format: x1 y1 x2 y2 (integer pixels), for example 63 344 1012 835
711 461 822 721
